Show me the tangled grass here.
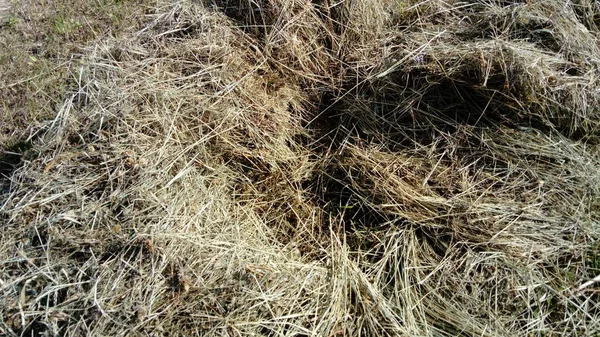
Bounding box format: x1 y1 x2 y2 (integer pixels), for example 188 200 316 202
1 0 600 336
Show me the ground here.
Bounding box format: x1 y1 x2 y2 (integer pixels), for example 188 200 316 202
1 1 600 336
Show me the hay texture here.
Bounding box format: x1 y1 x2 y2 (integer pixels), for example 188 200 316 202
2 1 600 336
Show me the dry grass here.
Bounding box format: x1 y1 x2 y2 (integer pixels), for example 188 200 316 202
1 0 600 336
0 0 153 153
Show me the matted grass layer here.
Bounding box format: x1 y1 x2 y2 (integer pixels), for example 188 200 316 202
1 1 600 336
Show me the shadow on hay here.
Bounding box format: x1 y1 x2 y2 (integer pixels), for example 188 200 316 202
0 140 33 197
0 140 32 178
299 67 536 228
209 0 597 265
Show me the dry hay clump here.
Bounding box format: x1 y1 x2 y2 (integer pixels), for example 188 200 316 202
1 0 600 336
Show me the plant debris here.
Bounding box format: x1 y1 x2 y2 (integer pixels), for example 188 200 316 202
1 0 600 336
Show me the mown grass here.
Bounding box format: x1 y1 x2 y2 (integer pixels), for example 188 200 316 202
0 0 153 163
1 1 600 336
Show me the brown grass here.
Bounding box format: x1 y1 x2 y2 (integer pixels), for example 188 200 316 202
0 0 153 150
1 0 600 336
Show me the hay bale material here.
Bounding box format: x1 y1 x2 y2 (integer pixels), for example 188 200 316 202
1 0 599 336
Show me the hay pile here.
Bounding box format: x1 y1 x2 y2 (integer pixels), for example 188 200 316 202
1 0 600 336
